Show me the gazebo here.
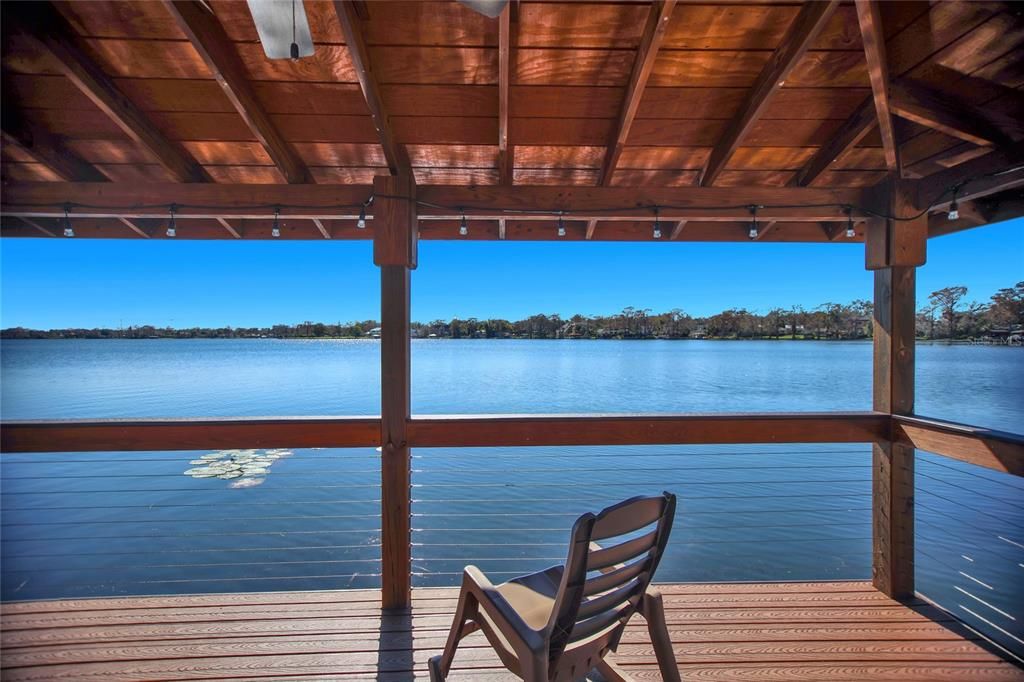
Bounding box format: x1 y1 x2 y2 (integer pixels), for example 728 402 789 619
1 0 1023 679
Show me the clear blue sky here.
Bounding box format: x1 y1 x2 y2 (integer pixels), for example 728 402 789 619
2 218 1021 329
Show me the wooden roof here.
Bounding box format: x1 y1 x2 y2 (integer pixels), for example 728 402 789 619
1 0 1023 241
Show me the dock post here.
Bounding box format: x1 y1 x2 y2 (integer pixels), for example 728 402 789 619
866 177 925 600
374 173 417 609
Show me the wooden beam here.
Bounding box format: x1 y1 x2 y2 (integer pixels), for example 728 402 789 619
1 120 108 183
497 5 513 185
871 262 916 600
890 80 1015 147
335 0 410 176
599 0 677 186
915 141 1024 211
407 413 889 447
118 218 150 238
855 0 900 175
216 217 242 239
16 217 57 238
754 220 778 241
372 174 417 268
1 182 869 223
311 218 331 239
790 98 876 187
164 0 313 184
7 3 210 183
585 219 599 240
893 415 1024 477
0 417 381 453
701 0 839 187
669 220 687 240
928 193 1024 238
865 178 927 270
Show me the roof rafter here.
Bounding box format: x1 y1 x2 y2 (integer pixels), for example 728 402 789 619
700 0 839 187
164 0 313 184
915 141 1024 211
497 5 513 185
598 0 677 187
889 80 1018 147
855 0 900 175
8 2 211 183
334 0 410 176
1 116 108 183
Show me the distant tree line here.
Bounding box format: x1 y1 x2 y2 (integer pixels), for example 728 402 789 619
3 283 1021 342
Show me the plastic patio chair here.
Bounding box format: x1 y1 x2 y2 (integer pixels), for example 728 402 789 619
428 492 680 682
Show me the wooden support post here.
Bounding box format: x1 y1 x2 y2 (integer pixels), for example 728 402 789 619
373 174 416 609
868 177 923 600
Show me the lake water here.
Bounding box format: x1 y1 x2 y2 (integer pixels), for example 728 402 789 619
1 339 1022 656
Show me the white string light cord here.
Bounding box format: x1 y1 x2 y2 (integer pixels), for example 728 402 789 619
13 163 1024 233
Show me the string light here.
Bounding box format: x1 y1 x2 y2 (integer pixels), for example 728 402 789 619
356 203 367 229
652 207 661 239
845 205 855 238
557 213 566 237
166 204 176 238
948 187 959 220
459 213 468 236
748 205 759 240
62 204 74 238
271 207 281 238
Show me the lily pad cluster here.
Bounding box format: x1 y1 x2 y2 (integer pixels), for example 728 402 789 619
184 448 293 488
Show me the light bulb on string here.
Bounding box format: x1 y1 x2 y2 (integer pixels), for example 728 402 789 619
356 203 367 229
459 214 468 236
557 214 566 237
652 207 661 239
63 204 74 238
748 205 759 240
272 207 281 238
166 205 176 238
948 187 959 220
845 206 855 238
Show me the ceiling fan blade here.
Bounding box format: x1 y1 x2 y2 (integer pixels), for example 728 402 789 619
246 0 314 60
457 0 509 19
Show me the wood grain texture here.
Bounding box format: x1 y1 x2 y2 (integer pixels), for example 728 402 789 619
380 265 412 609
893 415 1024 477
6 3 211 183
497 6 512 185
334 0 409 176
407 413 889 447
164 0 313 184
855 0 900 175
701 0 839 187
599 0 677 186
2 582 1018 681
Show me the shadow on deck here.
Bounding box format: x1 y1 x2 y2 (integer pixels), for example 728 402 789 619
1 581 1020 681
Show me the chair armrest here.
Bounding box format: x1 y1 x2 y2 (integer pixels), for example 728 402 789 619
463 565 545 655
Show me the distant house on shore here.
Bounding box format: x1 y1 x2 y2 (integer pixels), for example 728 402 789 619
366 327 381 339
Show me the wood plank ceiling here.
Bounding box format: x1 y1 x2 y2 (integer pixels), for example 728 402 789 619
1 0 1023 241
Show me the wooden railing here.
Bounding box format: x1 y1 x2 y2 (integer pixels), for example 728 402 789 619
2 410 1021 608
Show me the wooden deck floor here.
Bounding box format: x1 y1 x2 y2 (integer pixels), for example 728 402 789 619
1 581 1020 681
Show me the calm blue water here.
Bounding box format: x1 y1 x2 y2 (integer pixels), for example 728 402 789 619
1 339 1022 656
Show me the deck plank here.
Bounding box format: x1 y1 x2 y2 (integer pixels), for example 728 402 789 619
1 582 1019 681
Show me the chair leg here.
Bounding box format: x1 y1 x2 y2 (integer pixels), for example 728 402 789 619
431 586 478 680
641 589 680 682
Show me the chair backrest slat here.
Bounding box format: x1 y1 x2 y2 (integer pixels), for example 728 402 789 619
588 529 658 571
576 577 642 621
591 496 666 541
583 555 649 597
545 492 676 675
